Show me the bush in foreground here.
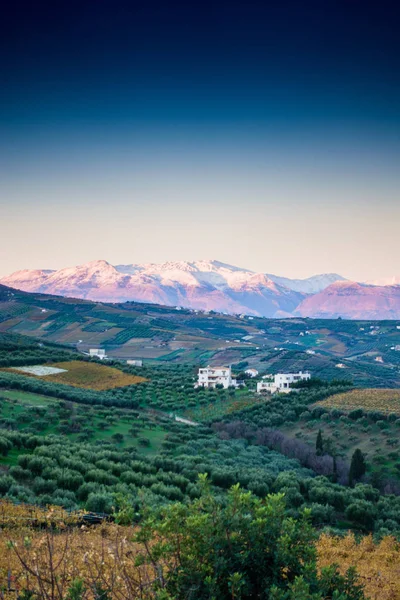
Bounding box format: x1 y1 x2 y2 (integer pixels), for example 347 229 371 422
0 484 366 600
136 476 365 600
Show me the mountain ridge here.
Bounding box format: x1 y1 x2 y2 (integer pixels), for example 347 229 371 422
295 280 400 320
0 259 341 318
1 260 399 319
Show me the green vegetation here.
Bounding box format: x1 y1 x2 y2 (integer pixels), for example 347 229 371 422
137 481 365 600
0 388 166 452
1 321 400 600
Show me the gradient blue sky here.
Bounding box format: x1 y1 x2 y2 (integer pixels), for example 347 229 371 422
1 0 399 280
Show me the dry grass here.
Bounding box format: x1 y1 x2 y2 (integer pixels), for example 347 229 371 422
3 360 147 391
317 533 400 600
316 388 400 415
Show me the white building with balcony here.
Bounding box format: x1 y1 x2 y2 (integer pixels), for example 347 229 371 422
196 366 237 389
257 371 311 394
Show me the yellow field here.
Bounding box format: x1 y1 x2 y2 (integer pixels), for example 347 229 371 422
4 360 147 390
316 388 400 414
317 533 400 600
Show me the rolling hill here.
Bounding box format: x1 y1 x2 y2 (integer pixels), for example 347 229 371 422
0 283 399 387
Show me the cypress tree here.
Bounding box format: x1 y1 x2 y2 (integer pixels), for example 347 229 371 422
316 429 324 455
349 448 366 485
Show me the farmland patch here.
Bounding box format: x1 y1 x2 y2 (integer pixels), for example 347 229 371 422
3 360 147 390
316 388 400 415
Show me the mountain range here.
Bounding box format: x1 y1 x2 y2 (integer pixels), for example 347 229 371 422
1 260 399 319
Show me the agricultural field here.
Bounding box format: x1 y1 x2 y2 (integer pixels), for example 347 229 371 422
184 390 263 422
316 388 400 415
5 360 147 391
0 388 167 455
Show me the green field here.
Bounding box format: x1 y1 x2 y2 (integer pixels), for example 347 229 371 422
0 389 58 406
0 389 167 458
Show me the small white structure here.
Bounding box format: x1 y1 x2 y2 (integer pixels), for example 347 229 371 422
89 348 107 360
127 359 143 367
245 368 259 377
257 371 311 394
196 366 237 389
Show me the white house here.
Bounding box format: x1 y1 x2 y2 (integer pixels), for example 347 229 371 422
257 371 311 394
245 368 259 377
89 348 107 360
196 366 237 389
127 359 143 367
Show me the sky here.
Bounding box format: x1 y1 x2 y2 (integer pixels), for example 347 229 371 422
1 0 399 281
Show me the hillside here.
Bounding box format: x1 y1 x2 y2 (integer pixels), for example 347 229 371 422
0 284 399 387
296 281 400 320
1 315 400 598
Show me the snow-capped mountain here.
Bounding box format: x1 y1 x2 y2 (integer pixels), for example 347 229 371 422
0 259 314 317
4 259 397 319
266 272 346 294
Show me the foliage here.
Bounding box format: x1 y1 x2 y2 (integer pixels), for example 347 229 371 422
137 479 365 600
349 450 366 486
0 489 366 600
